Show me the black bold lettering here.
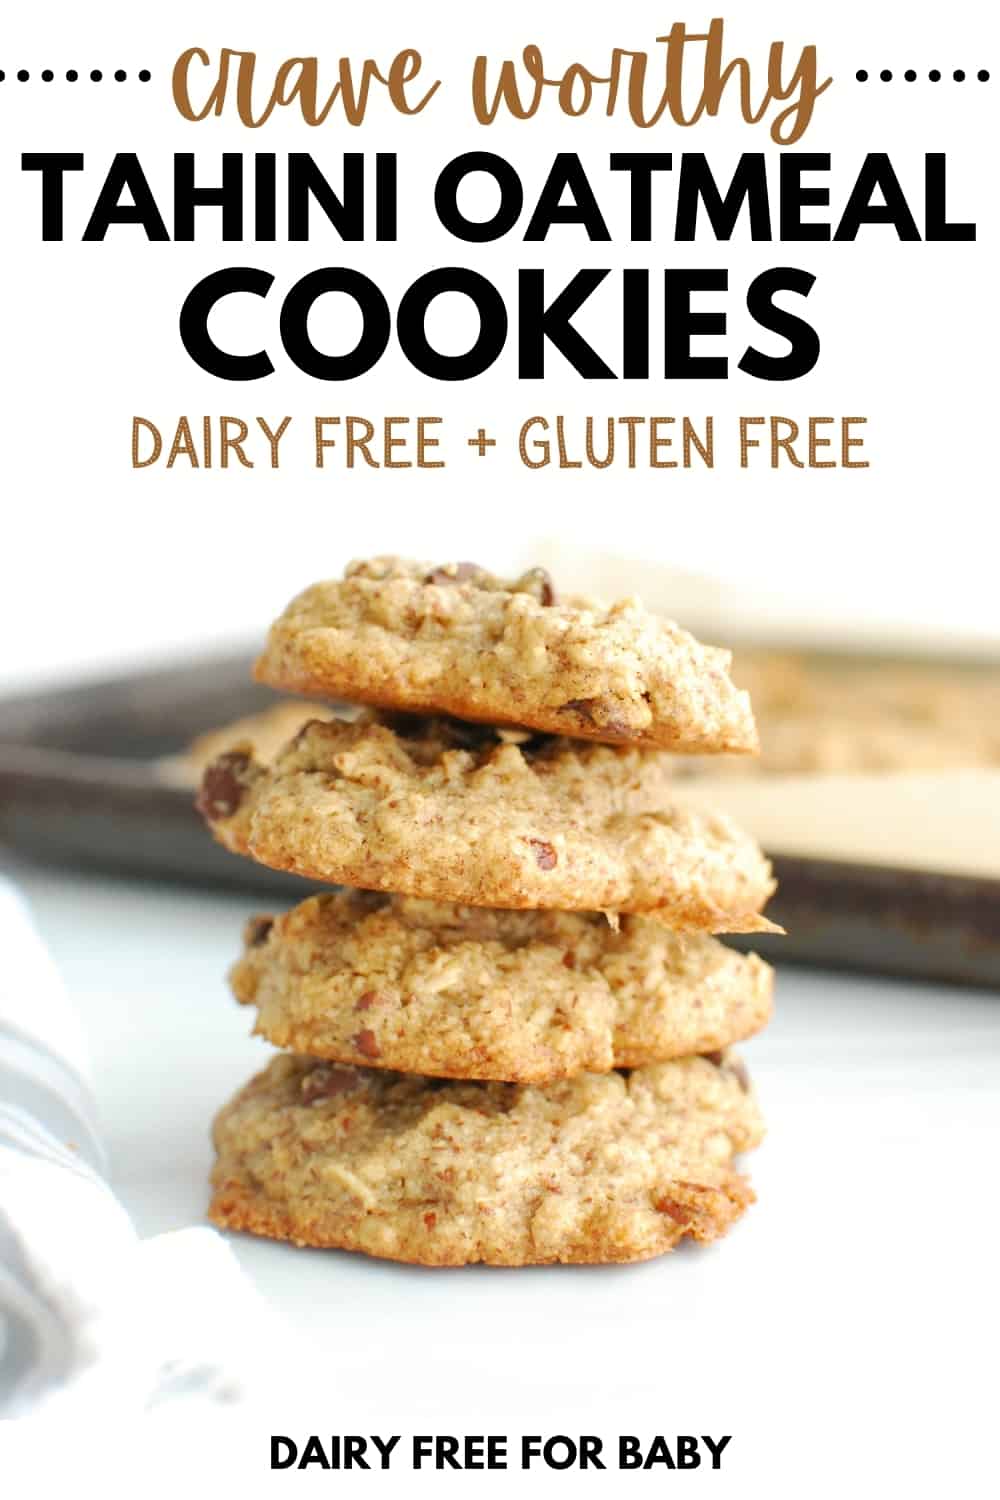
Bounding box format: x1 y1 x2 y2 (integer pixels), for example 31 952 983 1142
369 1435 400 1469
279 268 390 380
525 153 611 241
622 269 650 378
254 155 276 240
375 154 398 240
271 1437 297 1470
518 269 614 378
580 1436 606 1470
702 1435 732 1469
179 266 274 380
779 153 831 241
619 1437 643 1470
924 154 975 241
173 152 243 240
643 1437 676 1470
434 152 523 242
675 155 770 241
21 153 84 240
676 1436 700 1469
82 153 169 241
288 154 365 241
665 269 728 378
609 153 672 240
397 268 507 378
739 266 819 380
299 1436 330 1470
834 154 920 241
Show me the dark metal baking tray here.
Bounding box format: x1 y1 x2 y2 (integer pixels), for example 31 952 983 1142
1 653 998 987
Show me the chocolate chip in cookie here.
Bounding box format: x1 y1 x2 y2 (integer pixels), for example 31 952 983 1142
196 750 252 821
513 566 557 606
703 1050 751 1092
244 915 274 949
300 1065 361 1105
559 698 631 738
352 1028 381 1059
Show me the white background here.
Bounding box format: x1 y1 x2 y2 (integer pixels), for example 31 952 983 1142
2 4 999 1493
1 0 999 690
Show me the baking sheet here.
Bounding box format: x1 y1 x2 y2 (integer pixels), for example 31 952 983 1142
1 652 998 987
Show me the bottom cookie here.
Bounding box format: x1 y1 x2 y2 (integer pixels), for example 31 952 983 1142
209 1052 764 1266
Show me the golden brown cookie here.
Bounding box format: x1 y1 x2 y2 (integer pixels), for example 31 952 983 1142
209 1052 763 1265
231 893 774 1083
254 556 758 753
197 713 776 925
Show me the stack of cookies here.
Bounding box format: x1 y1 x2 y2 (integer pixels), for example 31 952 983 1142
198 557 777 1267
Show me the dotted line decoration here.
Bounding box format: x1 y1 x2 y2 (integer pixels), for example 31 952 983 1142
856 68 990 82
0 68 151 83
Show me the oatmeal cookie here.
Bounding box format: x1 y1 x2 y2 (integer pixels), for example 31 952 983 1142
253 557 758 753
231 893 773 1082
209 1051 763 1265
197 713 776 924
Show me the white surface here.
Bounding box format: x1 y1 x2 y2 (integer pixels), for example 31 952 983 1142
5 857 998 1491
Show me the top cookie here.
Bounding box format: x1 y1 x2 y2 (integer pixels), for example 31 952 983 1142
254 556 758 754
